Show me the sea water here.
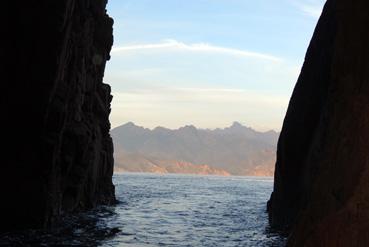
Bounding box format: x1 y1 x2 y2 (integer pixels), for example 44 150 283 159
0 173 286 246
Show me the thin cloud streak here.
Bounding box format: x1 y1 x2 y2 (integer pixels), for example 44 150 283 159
299 4 322 18
111 39 282 62
291 0 325 19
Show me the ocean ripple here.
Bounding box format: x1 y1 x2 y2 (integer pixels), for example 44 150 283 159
0 173 286 246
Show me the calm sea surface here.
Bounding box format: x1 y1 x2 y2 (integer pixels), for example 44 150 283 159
0 173 286 246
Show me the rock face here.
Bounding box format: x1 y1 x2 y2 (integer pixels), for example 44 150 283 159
268 0 369 246
1 1 115 232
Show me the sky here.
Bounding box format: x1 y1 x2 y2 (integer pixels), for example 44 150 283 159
106 0 326 131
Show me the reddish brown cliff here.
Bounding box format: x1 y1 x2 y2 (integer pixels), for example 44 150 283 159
1 0 115 232
268 0 369 246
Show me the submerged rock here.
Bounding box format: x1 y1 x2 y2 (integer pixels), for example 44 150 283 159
269 0 369 246
1 0 115 232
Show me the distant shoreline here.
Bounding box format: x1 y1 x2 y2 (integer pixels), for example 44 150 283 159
113 171 274 179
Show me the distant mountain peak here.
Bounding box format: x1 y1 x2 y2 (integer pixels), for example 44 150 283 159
229 121 251 130
153 126 170 132
178 125 197 134
123 121 136 127
114 122 149 133
264 129 278 135
231 121 243 128
230 121 259 133
182 125 197 130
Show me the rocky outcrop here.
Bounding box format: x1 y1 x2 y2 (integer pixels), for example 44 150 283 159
268 0 369 246
1 0 115 232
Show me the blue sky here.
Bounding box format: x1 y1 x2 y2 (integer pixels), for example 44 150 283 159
106 0 326 131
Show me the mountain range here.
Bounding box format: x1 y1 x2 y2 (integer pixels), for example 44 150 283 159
111 122 279 176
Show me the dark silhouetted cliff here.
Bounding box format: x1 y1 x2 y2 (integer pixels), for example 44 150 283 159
1 1 116 232
268 0 369 246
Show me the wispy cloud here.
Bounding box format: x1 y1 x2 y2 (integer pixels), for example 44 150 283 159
111 39 282 62
299 4 323 18
292 0 325 18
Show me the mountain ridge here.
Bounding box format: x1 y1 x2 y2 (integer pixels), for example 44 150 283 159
112 122 279 176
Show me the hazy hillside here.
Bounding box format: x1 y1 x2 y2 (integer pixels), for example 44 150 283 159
111 122 279 176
